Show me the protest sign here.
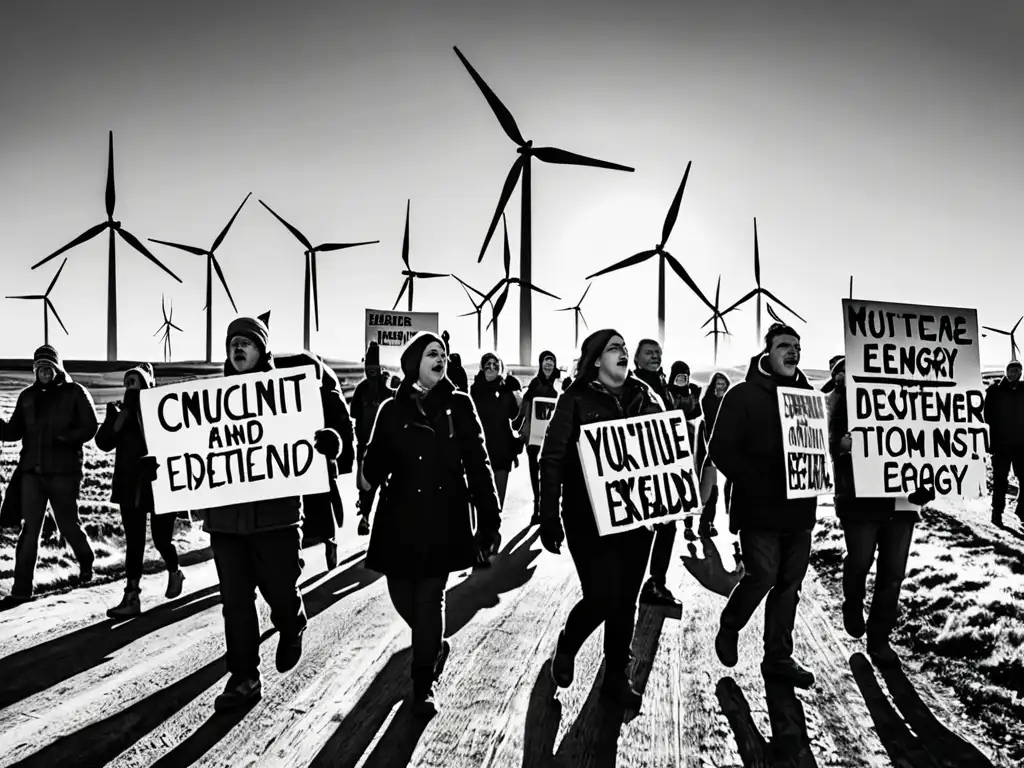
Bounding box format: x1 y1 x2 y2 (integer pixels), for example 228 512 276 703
843 299 989 499
140 366 330 515
529 397 558 447
777 387 833 498
577 411 701 536
365 309 439 368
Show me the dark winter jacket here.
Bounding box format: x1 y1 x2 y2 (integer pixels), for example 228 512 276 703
695 372 731 477
0 369 98 475
826 385 911 522
666 362 703 421
633 367 670 410
95 370 157 510
984 377 1024 453
362 377 501 577
351 374 397 448
708 354 817 533
470 371 522 471
539 374 665 540
448 354 470 393
514 353 562 445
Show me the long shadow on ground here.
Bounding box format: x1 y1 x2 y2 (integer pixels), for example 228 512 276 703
679 537 744 598
520 603 667 768
850 652 994 768
9 554 381 768
716 676 817 767
310 526 543 768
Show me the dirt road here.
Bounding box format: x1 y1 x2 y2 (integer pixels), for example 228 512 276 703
0 474 1009 767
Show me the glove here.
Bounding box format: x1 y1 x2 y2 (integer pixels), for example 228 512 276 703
390 374 401 389
539 517 565 555
140 455 159 482
106 401 120 418
313 428 341 459
475 528 501 555
908 485 936 507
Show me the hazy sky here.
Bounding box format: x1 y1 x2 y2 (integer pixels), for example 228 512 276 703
1 0 1021 370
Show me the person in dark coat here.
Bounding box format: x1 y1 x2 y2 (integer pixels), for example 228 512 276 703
514 350 561 524
361 331 502 717
984 359 1024 525
827 355 928 669
695 371 732 538
470 352 523 509
0 345 97 603
96 363 184 618
349 341 396 536
631 340 683 610
539 329 663 710
144 316 344 711
709 323 818 689
666 360 703 421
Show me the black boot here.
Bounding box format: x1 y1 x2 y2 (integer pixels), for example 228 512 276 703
214 675 262 711
760 658 815 689
550 630 576 688
412 665 438 717
600 667 642 709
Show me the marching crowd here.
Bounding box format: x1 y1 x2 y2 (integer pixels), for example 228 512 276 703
0 316 1022 719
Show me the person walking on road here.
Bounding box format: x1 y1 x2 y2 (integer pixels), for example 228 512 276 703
514 350 560 525
984 359 1024 525
349 341 396 536
694 371 732 538
470 352 523 510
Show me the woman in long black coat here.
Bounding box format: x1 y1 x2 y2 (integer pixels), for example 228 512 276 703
538 328 664 710
361 332 502 718
470 352 523 509
514 350 561 523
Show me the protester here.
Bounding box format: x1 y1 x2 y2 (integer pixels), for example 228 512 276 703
441 330 470 393
709 323 818 689
514 350 560 524
984 359 1024 525
349 341 396 536
631 340 682 610
827 354 931 669
470 352 523 509
539 329 662 709
666 360 702 421
145 316 343 711
820 354 846 397
95 363 184 618
694 371 732 538
0 345 97 603
361 331 502 717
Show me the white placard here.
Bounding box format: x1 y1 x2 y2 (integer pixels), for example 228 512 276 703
365 309 439 368
529 397 558 447
777 387 834 498
576 411 701 536
140 366 329 515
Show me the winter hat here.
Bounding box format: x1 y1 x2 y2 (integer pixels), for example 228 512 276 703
575 328 623 386
1007 360 1022 375
480 352 502 372
400 331 445 381
364 341 381 369
831 356 846 378
669 361 690 381
536 349 560 381
123 362 155 389
226 316 270 355
258 310 271 328
33 344 62 373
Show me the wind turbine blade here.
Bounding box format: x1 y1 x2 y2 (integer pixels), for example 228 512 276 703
392 279 409 311
760 289 806 323
170 322 184 332
554 306 574 312
162 294 168 322
401 199 411 270
147 238 207 256
258 199 313 251
452 275 488 301
210 192 251 253
45 298 69 335
579 282 592 305
578 309 589 330
663 252 716 312
714 275 721 308
478 157 525 263
452 46 526 146
661 161 691 246
586 250 657 280
721 289 759 316
766 303 784 324
6 295 43 300
45 258 69 296
490 284 511 324
311 253 320 331
502 213 512 278
32 223 107 269
457 310 478 318
1013 317 1023 334
117 228 183 283
753 217 761 287
533 147 634 173
982 326 1008 335
513 280 560 300
106 131 116 218
481 280 506 303
411 271 450 279
211 255 238 312
315 240 379 252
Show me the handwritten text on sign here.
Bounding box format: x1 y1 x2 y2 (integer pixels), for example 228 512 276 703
577 411 700 537
777 387 833 498
140 367 329 514
529 397 558 447
842 299 989 498
364 308 439 368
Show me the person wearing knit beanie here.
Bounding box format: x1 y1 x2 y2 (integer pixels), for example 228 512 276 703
518 350 561 524
226 316 271 374
352 340 396 536
364 341 381 373
400 332 447 386
32 344 65 386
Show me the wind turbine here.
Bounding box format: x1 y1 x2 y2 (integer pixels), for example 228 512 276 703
555 283 592 348
154 296 183 363
482 214 560 351
452 276 492 350
585 163 716 346
453 46 634 365
148 193 249 363
391 200 450 311
849 275 854 300
6 258 70 345
31 131 182 361
259 199 378 350
699 276 732 366
720 218 805 342
982 316 1022 362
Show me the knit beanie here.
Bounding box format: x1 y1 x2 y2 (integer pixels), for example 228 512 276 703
226 316 270 355
669 361 690 381
33 344 62 373
480 352 502 372
123 361 155 389
1008 360 1022 375
536 349 560 380
400 331 445 381
575 328 622 386
365 341 380 368
831 356 846 378
257 310 271 328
